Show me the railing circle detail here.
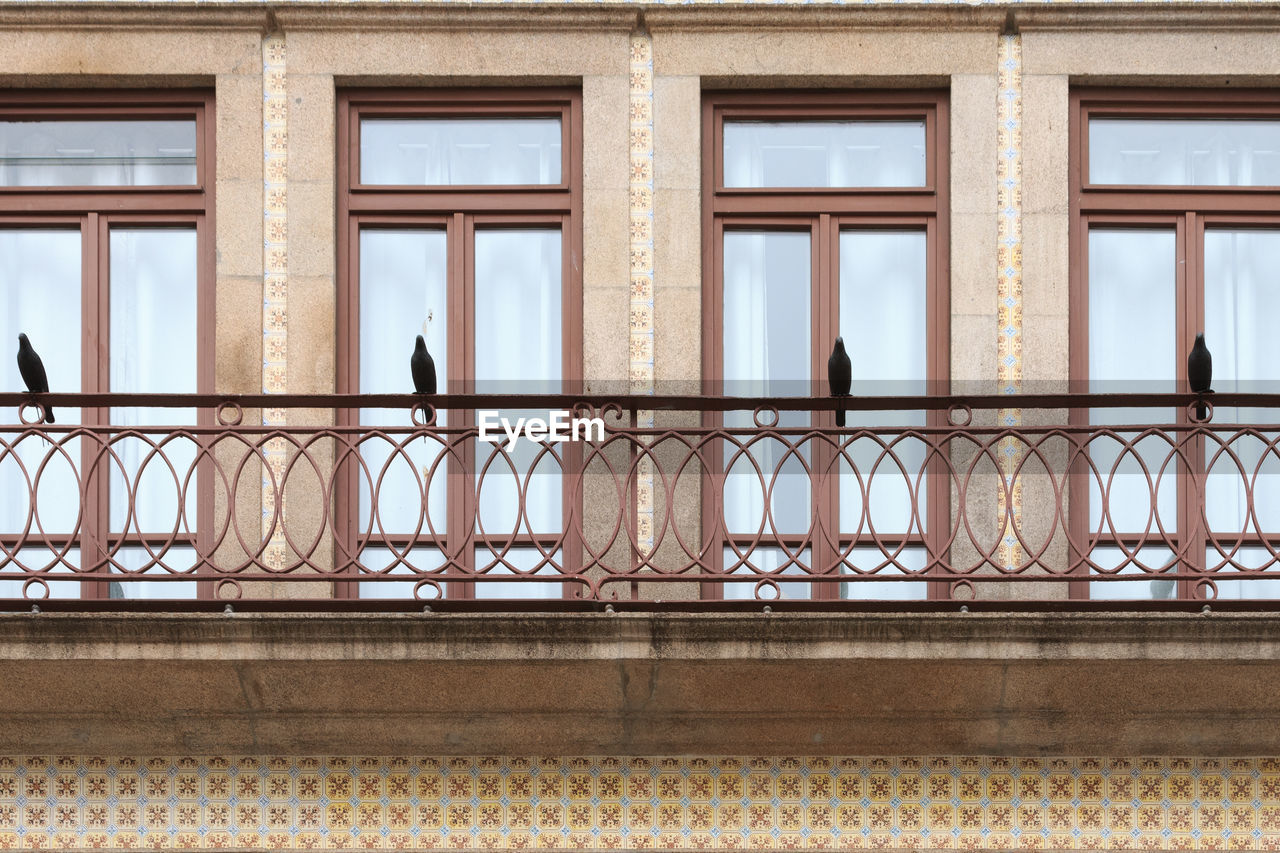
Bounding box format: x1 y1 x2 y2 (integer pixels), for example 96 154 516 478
22 578 50 600
18 402 48 426
216 401 244 427
752 406 780 429
414 579 443 600
753 578 781 601
411 402 438 427
948 404 973 428
1194 578 1219 601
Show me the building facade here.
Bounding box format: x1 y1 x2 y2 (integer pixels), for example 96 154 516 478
2 0 1280 849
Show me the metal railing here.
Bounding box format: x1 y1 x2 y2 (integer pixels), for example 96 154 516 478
2 390 1279 610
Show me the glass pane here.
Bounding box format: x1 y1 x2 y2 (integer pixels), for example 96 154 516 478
724 120 926 188
722 231 810 536
841 546 929 601
0 548 80 603
357 546 446 600
1090 118 1280 186
838 231 928 539
109 229 199 538
473 547 563 599
1204 230 1280 536
1088 545 1177 600
722 547 813 600
107 546 197 600
359 230 449 541
1088 229 1178 535
0 120 197 186
475 229 561 391
1203 546 1280 599
361 118 561 186
475 230 563 537
0 230 82 537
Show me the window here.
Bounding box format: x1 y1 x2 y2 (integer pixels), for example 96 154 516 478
0 90 214 600
336 88 582 600
1071 89 1280 600
703 91 949 601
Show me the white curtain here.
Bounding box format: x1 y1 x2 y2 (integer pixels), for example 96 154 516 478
1090 119 1280 186
722 121 926 189
0 120 197 187
360 118 561 187
1203 230 1280 560
108 228 199 599
474 229 563 537
1087 229 1179 600
0 230 82 594
357 229 450 577
837 230 928 548
722 231 811 539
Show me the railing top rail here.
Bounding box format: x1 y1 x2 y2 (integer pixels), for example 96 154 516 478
0 390 1264 413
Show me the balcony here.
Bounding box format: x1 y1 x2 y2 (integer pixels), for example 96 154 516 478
3 390 1280 755
2 389 1279 610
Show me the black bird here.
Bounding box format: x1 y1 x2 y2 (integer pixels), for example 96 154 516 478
16 333 53 424
1188 332 1213 421
828 336 852 428
411 335 437 395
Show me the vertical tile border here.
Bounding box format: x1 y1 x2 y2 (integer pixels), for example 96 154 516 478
996 32 1024 572
262 33 289 570
629 27 656 554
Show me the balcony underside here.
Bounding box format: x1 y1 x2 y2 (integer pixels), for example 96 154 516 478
1 611 1277 756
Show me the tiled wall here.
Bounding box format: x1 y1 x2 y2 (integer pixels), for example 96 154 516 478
2 756 1278 850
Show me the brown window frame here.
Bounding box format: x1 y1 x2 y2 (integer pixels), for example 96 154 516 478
0 89 217 600
1069 87 1280 600
335 87 584 600
701 89 951 601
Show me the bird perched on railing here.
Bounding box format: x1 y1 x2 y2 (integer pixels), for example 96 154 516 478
16 333 53 423
411 335 437 395
1188 332 1212 421
828 336 851 428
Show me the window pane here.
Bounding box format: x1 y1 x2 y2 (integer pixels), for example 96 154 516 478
109 229 199 536
475 229 561 391
723 121 926 188
107 546 197 600
1089 118 1280 186
1204 230 1280 538
0 120 197 186
1088 229 1178 535
1088 546 1177 600
0 230 82 537
358 229 449 540
360 118 561 186
473 547 563 599
357 545 446 600
0 548 79 602
475 229 562 536
722 547 813 600
838 231 928 540
841 546 929 601
722 231 810 536
1203 546 1280 599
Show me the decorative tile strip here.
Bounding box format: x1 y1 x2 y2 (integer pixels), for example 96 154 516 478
996 31 1024 573
0 755 1276 850
262 33 289 570
630 28 656 555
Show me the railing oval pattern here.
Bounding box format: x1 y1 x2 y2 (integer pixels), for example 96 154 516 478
0 391 1278 605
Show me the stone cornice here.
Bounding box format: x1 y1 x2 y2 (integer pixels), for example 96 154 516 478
0 2 1278 34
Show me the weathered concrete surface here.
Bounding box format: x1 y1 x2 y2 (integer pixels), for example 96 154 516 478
0 612 1277 755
